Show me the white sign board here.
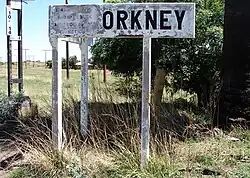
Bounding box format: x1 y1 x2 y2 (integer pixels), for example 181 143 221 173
49 3 195 38
6 6 12 36
10 0 22 10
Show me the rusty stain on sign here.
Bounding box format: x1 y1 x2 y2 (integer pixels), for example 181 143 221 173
49 3 195 38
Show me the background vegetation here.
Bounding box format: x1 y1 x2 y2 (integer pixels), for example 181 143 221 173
46 55 79 70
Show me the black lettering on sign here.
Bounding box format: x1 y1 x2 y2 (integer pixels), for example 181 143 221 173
117 10 128 29
175 10 185 30
146 10 157 30
131 10 142 30
160 10 171 30
103 11 114 29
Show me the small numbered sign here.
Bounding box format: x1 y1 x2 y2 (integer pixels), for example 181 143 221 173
6 6 12 36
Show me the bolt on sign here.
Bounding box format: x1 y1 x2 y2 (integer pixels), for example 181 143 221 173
49 3 195 38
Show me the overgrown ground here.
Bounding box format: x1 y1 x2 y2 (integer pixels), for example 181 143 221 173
0 63 250 177
6 129 250 178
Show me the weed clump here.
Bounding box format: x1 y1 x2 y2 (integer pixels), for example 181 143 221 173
0 92 24 124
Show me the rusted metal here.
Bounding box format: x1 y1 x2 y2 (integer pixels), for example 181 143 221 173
49 3 195 38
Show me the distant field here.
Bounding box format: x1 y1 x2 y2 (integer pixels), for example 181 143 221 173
0 63 120 106
0 62 197 109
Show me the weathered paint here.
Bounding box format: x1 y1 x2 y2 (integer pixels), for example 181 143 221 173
50 37 63 151
141 37 151 168
49 3 195 38
79 38 89 137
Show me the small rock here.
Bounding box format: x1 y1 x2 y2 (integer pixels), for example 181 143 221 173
226 136 240 141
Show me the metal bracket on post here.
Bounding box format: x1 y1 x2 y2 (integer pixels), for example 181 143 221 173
50 37 63 151
79 38 89 137
141 37 151 168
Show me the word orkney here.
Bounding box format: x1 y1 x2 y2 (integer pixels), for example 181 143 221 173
103 9 186 31
49 3 195 38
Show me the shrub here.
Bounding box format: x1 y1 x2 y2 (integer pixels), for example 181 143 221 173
46 60 52 69
46 56 78 69
0 92 24 124
112 74 142 102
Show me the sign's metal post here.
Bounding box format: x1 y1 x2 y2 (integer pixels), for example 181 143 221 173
79 38 89 137
65 0 69 80
66 41 69 79
6 1 12 97
50 37 63 150
103 65 107 83
17 2 23 92
141 37 151 168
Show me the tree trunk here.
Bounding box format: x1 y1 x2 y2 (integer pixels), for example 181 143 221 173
215 0 250 127
152 68 166 109
198 83 210 109
151 68 166 134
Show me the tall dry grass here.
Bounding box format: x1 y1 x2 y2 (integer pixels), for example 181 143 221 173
6 75 250 177
7 80 192 177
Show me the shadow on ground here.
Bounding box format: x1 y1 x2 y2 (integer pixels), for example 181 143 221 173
0 99 203 146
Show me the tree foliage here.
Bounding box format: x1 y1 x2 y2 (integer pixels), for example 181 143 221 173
46 55 78 69
0 92 24 124
91 0 224 107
